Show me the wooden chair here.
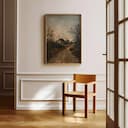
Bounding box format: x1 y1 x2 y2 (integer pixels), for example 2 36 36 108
62 74 96 118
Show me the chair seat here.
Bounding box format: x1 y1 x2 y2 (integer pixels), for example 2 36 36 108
64 91 96 98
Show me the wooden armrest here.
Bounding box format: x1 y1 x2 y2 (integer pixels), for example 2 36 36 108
88 92 96 96
63 80 76 85
85 81 96 85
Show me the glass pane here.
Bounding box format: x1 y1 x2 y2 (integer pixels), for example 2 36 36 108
125 0 128 18
119 0 124 21
107 5 110 32
109 34 114 61
119 62 124 96
109 0 114 31
119 23 124 58
107 35 109 61
107 65 109 89
118 97 124 128
125 62 128 99
109 92 114 120
125 101 128 128
107 91 110 115
108 64 114 90
125 21 128 58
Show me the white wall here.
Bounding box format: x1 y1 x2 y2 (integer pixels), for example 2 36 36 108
16 0 106 110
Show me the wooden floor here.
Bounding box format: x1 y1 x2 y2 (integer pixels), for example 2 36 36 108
0 110 106 128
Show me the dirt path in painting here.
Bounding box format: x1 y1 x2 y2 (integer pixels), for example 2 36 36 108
48 47 79 63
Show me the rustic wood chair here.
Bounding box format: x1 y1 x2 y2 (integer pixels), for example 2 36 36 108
62 74 96 118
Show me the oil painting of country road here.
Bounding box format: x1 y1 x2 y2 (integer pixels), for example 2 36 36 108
44 14 81 64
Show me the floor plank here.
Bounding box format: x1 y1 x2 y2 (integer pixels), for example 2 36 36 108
0 110 106 128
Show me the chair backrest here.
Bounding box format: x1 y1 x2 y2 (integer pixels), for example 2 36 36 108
73 74 96 83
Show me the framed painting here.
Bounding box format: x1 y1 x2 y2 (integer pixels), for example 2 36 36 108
44 14 81 64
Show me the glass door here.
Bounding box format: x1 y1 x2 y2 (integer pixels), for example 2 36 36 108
118 0 128 127
106 0 116 127
106 0 128 127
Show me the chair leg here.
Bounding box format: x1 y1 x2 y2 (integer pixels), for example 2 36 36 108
62 83 66 115
93 96 96 113
73 82 76 112
85 85 88 118
62 95 66 115
73 97 76 112
93 83 96 113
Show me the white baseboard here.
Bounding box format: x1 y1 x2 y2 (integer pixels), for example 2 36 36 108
16 100 106 110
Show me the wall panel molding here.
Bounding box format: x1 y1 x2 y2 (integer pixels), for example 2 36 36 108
2 71 14 90
2 0 6 62
0 0 16 97
19 78 69 102
16 74 106 110
2 0 15 63
0 66 14 69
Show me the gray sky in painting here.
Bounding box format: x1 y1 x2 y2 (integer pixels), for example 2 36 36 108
46 15 80 42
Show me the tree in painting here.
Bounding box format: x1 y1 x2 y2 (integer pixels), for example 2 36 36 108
45 15 81 63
